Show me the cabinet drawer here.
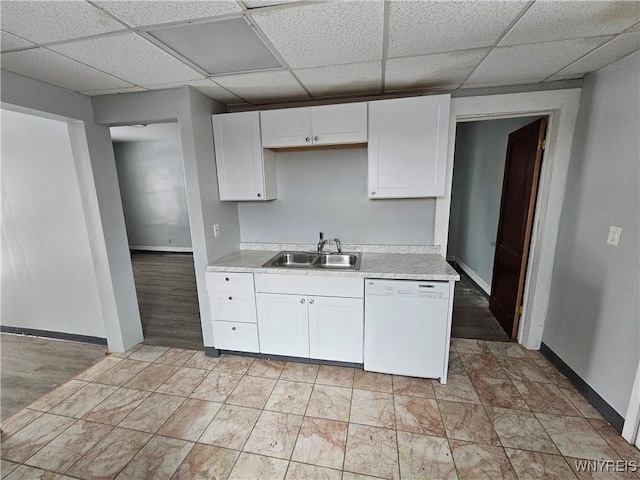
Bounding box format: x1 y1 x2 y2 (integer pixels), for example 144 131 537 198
209 291 257 323
206 272 254 292
212 321 259 352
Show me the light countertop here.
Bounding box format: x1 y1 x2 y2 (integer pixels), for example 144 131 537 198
206 249 460 281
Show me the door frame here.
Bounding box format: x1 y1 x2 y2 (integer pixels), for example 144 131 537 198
434 89 582 350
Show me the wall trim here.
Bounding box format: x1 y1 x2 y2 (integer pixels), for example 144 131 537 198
1 326 108 346
541 342 625 432
454 258 491 295
129 245 193 253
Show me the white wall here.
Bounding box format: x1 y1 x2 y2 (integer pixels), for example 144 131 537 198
238 147 436 244
448 116 541 289
542 52 640 417
1 110 105 338
114 138 192 250
1 70 144 351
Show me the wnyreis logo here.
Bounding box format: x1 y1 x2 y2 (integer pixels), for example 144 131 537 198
574 460 637 473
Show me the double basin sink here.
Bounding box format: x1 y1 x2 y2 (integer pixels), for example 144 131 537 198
262 251 361 270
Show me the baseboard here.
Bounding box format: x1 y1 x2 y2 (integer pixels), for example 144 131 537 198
129 245 193 253
450 258 491 296
1 326 108 346
540 342 625 433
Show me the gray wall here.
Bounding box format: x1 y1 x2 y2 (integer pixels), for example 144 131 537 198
238 148 436 244
448 116 542 289
1 70 143 351
92 87 238 349
1 109 105 338
114 138 192 249
543 52 640 417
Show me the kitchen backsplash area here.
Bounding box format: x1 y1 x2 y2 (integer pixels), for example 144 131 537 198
237 147 437 245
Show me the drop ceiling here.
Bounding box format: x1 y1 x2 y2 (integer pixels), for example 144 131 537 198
1 1 638 108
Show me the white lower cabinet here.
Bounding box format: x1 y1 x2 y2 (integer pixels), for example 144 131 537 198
212 321 259 353
256 293 309 358
309 296 363 363
256 292 363 363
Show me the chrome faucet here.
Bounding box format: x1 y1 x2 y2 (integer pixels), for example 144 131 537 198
317 232 342 254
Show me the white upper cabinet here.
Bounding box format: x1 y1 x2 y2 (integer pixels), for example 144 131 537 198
212 111 276 201
261 103 367 148
368 95 450 199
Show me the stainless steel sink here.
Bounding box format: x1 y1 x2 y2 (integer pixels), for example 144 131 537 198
262 251 361 270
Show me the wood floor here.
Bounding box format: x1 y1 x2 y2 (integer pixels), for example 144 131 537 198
451 275 510 341
130 251 204 350
0 334 106 420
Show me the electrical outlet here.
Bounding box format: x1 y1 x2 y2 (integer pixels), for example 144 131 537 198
607 226 622 246
213 224 220 238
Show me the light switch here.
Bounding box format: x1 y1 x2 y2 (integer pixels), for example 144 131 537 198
607 226 622 246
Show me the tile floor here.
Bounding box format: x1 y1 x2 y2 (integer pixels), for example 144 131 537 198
1 339 639 480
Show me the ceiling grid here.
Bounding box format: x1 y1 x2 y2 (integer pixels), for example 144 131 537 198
0 0 637 106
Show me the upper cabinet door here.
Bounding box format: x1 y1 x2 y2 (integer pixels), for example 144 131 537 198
368 95 450 199
212 111 276 201
260 107 313 148
310 103 367 146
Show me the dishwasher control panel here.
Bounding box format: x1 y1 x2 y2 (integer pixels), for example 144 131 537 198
366 279 449 299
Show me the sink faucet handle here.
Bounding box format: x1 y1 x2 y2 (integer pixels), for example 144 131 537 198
318 232 324 253
334 238 342 254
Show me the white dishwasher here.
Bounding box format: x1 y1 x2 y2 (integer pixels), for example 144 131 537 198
364 279 450 382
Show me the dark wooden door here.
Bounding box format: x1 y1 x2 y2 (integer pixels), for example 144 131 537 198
489 118 547 339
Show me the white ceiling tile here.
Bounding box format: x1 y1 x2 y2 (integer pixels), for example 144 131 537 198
385 49 488 92
0 1 125 44
143 79 243 104
552 32 640 77
387 1 527 57
251 1 384 68
80 86 147 96
1 31 34 52
94 1 241 27
243 0 302 8
500 1 639 46
466 37 612 86
50 33 204 86
212 70 309 104
1 48 133 92
294 61 381 98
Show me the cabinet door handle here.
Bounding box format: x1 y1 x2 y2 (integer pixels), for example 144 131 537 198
257 193 262 198
300 298 306 304
309 298 314 304
314 136 319 141
232 326 236 331
225 277 229 281
228 296 233 300
371 191 376 195
305 137 310 142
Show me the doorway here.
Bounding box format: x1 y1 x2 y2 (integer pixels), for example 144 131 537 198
448 116 547 341
110 123 203 350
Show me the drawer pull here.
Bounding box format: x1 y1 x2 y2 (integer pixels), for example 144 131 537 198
228 296 233 300
232 326 236 331
225 277 229 281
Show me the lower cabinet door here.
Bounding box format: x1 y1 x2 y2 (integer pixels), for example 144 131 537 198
308 296 363 363
256 293 309 357
212 321 259 352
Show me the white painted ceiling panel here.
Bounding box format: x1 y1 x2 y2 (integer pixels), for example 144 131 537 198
251 1 384 69
1 31 34 52
212 70 309 103
0 1 125 44
50 33 205 86
294 61 382 98
551 32 640 78
80 86 146 96
1 48 133 92
500 1 639 46
94 0 242 27
387 1 527 58
386 49 488 92
466 36 612 86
